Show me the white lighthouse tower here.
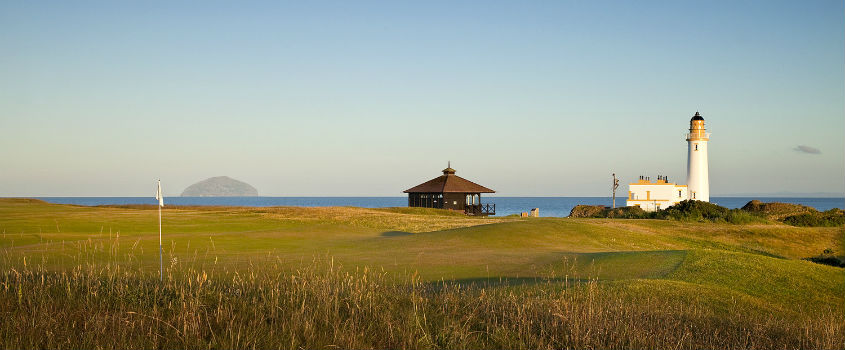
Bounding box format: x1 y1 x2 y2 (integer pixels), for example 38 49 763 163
686 111 710 202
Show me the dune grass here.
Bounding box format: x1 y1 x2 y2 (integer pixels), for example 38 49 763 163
3 256 842 349
0 198 843 349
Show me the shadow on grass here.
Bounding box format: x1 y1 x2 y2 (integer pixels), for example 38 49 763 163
423 277 592 289
381 231 414 237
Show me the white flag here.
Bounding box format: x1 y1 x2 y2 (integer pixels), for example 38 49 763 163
155 180 164 207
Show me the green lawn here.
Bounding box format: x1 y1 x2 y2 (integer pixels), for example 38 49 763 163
1 198 842 314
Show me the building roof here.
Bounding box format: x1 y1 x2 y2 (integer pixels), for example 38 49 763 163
404 167 495 193
629 178 686 187
691 111 704 121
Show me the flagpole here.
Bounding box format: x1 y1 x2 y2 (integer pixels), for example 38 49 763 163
158 180 163 282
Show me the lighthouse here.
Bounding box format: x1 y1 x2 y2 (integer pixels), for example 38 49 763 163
626 112 712 211
686 111 710 202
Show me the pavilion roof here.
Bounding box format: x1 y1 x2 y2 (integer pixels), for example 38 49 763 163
403 167 495 193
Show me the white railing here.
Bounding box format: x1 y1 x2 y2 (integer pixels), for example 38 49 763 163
685 133 711 139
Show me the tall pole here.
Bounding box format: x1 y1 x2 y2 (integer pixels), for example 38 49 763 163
158 180 163 282
159 201 163 281
612 173 619 208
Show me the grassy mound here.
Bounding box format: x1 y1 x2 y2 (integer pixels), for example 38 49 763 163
568 204 608 217
782 209 845 227
741 200 844 227
741 200 816 220
669 249 844 311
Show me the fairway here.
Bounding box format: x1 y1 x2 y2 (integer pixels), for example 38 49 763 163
1 198 843 348
2 198 842 300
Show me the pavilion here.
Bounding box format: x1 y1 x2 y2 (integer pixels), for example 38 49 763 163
403 164 496 216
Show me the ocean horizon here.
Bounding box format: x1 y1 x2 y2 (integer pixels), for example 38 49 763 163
29 196 845 218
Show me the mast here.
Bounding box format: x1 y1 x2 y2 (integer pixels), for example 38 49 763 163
612 173 619 208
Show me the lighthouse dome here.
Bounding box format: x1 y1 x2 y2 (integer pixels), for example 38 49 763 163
691 111 704 121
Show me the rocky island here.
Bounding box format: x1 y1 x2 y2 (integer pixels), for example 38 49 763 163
180 176 259 197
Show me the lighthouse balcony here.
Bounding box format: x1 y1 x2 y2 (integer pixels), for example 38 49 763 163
685 132 711 139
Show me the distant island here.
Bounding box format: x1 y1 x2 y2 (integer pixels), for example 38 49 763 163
181 176 259 197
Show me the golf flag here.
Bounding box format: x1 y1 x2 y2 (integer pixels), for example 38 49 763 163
155 180 164 207
155 179 164 281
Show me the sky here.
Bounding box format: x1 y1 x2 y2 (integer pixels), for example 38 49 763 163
1 1 843 197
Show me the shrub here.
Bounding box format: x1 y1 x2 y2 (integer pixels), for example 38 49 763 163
568 205 653 219
569 205 607 218
569 199 843 226
604 205 653 219
783 209 845 227
656 200 733 222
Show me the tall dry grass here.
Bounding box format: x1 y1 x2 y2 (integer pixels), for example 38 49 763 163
1 251 842 350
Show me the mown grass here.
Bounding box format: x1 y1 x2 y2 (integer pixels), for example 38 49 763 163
0 198 843 349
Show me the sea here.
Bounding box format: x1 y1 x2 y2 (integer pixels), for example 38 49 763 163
34 197 845 218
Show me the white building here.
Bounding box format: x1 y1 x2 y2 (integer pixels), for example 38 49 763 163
626 176 688 211
626 112 711 211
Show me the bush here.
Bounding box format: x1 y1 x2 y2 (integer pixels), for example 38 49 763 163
568 205 653 219
656 200 731 222
569 205 607 218
783 209 845 227
604 206 653 219
569 199 842 226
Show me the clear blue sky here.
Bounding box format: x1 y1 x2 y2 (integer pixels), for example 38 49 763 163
1 1 842 196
